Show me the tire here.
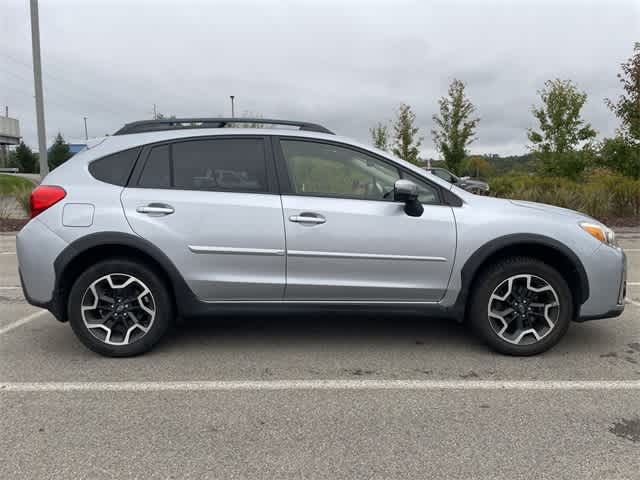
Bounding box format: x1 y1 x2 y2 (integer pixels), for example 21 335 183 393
468 256 573 356
68 258 173 357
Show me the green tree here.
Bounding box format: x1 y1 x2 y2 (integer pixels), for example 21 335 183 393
9 141 38 173
391 103 422 164
599 43 640 179
48 133 72 170
370 122 389 151
463 155 491 178
527 79 597 179
606 42 640 142
599 136 640 179
431 79 480 175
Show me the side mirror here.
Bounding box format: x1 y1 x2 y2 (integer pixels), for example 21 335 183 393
393 179 424 217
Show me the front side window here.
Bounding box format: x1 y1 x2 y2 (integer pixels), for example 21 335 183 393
401 173 440 205
280 140 400 200
172 138 267 192
432 168 456 183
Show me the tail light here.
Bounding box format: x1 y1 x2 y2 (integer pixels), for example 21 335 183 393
30 185 66 218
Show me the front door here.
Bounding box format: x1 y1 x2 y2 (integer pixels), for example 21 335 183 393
121 136 286 301
277 138 456 302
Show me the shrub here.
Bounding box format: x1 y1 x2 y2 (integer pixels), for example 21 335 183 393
12 184 33 216
489 172 639 223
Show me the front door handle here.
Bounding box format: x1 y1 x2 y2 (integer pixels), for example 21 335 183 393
289 213 326 225
136 203 175 215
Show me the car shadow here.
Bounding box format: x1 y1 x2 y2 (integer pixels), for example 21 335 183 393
168 312 479 350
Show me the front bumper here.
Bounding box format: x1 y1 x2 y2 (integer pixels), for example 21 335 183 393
576 245 626 321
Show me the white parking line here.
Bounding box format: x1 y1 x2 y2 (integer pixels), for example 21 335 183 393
1 380 640 393
0 286 20 289
0 251 16 255
627 282 640 286
0 309 47 336
627 298 640 307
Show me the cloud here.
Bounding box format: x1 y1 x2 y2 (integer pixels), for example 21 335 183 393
2 0 638 157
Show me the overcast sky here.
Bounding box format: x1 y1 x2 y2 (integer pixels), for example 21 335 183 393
2 0 638 157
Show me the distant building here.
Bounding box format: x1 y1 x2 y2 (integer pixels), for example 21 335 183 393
0 116 20 168
47 141 87 157
68 143 87 155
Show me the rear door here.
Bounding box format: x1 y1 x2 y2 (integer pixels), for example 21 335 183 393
276 138 457 302
121 135 286 301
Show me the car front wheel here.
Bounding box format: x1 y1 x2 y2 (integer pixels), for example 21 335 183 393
469 257 573 356
68 258 172 357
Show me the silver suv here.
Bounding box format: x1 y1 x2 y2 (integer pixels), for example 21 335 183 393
17 118 627 357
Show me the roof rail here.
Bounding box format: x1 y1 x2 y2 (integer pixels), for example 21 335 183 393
113 118 334 135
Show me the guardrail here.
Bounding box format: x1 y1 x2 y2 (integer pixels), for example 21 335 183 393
0 168 19 173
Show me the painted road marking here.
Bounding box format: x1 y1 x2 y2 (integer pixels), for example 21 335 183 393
626 297 640 307
0 252 16 255
0 310 47 336
1 380 640 393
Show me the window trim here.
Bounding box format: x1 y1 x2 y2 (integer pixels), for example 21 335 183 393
273 136 445 205
128 135 278 194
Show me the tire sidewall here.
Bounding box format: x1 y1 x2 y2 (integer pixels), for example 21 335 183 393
68 259 172 357
470 259 573 356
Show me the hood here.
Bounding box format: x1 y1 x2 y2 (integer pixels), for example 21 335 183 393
509 200 597 223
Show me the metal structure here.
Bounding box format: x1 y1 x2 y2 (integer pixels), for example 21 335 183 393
0 116 20 168
30 0 48 177
113 118 335 135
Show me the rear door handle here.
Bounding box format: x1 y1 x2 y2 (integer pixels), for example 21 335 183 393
289 214 326 224
136 203 175 215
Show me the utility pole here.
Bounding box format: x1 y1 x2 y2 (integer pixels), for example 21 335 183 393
230 96 235 118
153 104 157 120
30 0 48 178
83 116 88 141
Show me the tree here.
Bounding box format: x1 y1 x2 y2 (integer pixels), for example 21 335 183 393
370 122 389 151
9 141 38 173
48 133 72 170
606 42 640 142
599 43 640 179
599 136 640 179
431 79 480 175
527 79 597 179
391 103 422 164
463 155 491 178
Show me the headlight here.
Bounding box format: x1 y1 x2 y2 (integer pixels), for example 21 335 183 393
579 222 616 246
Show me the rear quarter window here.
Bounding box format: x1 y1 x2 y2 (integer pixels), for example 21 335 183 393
89 147 141 186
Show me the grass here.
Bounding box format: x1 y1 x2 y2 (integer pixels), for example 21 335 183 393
0 174 34 195
0 174 34 219
489 171 640 225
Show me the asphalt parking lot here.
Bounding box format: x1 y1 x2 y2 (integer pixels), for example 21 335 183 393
1 231 639 479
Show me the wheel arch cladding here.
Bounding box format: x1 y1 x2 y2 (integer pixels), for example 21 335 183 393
52 232 192 322
457 234 589 318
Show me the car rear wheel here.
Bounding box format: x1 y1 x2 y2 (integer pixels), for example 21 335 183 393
68 259 172 357
468 257 572 356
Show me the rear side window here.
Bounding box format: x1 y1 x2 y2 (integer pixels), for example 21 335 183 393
172 138 267 192
89 147 141 186
138 145 170 188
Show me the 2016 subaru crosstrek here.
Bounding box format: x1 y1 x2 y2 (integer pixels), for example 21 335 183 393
17 118 627 357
